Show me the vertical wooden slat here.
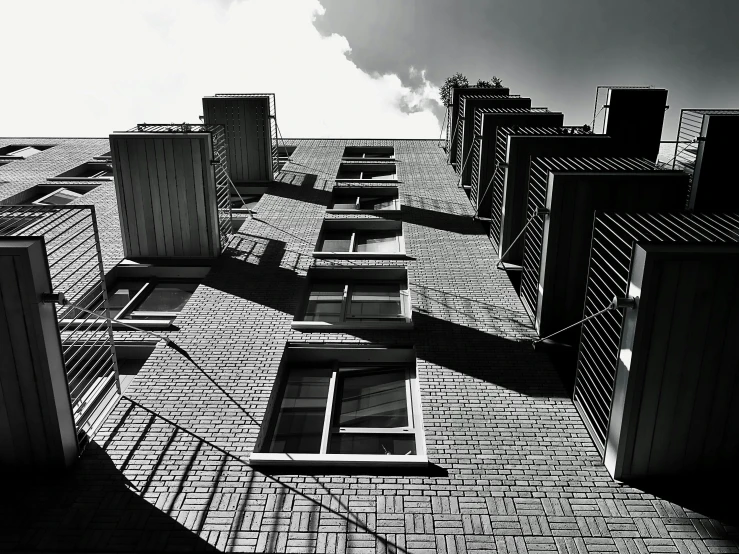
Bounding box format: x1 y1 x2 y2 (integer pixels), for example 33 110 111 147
144 138 166 255
162 138 183 257
190 137 210 256
110 138 132 256
630 263 677 476
647 260 700 475
115 139 140 256
0 257 46 463
172 138 193 256
154 139 175 256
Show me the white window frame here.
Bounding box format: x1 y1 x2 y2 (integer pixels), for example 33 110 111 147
31 187 83 206
49 162 114 181
250 358 427 466
293 278 412 330
335 163 397 182
314 227 406 259
341 146 395 161
327 190 400 214
60 279 199 329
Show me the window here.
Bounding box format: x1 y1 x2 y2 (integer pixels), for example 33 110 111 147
50 162 113 181
32 187 83 206
62 279 199 328
329 188 399 212
336 164 396 181
295 270 411 329
251 347 426 466
0 144 54 160
315 224 404 257
342 146 394 160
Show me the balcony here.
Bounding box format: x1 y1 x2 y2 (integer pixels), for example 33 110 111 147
202 93 279 183
109 123 231 260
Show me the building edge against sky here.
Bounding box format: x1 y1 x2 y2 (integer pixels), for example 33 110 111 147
1 87 738 552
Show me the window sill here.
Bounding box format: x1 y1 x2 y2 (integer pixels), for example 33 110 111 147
334 179 399 183
325 209 401 215
48 177 113 182
249 452 428 467
312 252 408 260
341 157 397 162
291 320 413 331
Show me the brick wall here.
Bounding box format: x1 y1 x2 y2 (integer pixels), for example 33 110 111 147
1 138 737 553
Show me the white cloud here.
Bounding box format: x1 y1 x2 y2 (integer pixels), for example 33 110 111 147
0 0 442 138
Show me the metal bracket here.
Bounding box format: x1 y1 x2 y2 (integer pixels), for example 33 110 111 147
41 292 66 305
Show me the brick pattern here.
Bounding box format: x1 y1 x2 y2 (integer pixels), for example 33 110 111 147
1 138 737 552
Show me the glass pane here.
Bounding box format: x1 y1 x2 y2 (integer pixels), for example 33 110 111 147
107 282 146 315
336 168 362 179
364 168 395 180
332 197 358 209
335 369 408 427
319 231 352 252
134 283 196 313
363 152 392 159
357 196 395 210
41 189 81 205
328 434 416 455
347 283 402 318
354 231 399 253
10 146 42 158
268 370 330 454
304 283 344 322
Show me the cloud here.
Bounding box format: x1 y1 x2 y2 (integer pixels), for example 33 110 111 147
0 0 442 138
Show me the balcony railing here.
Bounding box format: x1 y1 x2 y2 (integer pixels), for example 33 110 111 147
0 205 119 449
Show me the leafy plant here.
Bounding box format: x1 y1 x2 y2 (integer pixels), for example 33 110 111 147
440 73 469 106
475 76 503 88
440 73 505 106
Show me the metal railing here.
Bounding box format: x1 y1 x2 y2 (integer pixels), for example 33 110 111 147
592 86 654 134
0 205 119 448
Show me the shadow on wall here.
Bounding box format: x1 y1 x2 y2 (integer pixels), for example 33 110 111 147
0 398 431 553
267 171 332 207
0 432 218 552
206 229 570 398
401 204 488 236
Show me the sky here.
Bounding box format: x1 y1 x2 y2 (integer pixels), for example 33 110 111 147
1 0 738 139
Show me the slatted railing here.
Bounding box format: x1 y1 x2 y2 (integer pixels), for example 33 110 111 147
0 205 118 448
519 156 663 320
576 212 739 454
470 108 548 217
490 126 593 251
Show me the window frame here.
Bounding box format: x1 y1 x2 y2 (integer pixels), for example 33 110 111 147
251 347 427 467
60 277 202 329
0 144 54 160
49 161 114 182
327 187 400 214
335 163 397 182
293 269 412 330
31 187 83 206
314 221 406 259
341 146 395 161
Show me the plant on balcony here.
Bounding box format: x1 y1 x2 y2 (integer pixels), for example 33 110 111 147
440 73 469 107
475 77 503 88
440 74 505 106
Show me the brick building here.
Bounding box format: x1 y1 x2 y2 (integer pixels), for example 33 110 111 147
1 129 738 553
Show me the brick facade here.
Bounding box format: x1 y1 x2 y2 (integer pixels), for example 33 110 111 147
0 138 737 552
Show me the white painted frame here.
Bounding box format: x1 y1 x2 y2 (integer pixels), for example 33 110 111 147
250 361 427 466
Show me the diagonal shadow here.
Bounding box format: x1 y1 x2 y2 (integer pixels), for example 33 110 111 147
401 204 487 235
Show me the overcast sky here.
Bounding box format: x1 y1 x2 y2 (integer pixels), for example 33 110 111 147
2 0 737 139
